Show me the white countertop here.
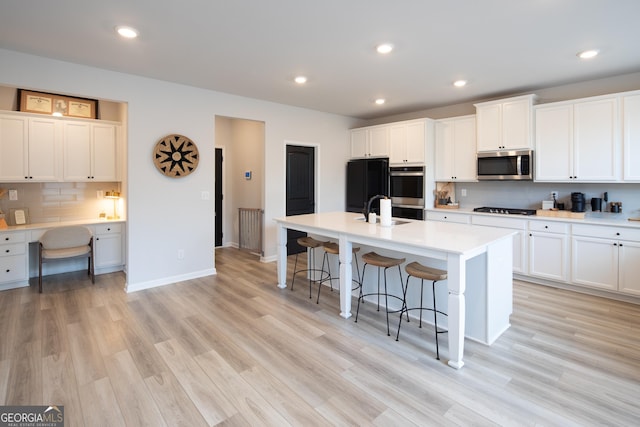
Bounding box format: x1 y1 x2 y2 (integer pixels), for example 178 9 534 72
0 218 125 232
275 211 515 256
427 207 640 229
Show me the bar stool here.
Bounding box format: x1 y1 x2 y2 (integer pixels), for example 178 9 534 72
290 236 329 299
396 261 448 360
316 242 361 304
355 252 406 336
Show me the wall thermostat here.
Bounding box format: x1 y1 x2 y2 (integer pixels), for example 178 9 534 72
245 171 252 180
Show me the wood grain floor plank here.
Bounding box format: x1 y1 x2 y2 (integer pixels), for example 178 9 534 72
78 377 127 427
104 349 166 426
41 352 83 427
66 321 106 387
155 338 236 425
144 370 209 427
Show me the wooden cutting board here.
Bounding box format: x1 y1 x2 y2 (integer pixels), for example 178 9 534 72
536 209 586 219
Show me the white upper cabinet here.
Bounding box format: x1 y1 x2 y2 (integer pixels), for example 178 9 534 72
535 95 620 182
435 115 477 181
389 119 426 164
475 94 535 152
623 92 640 181
63 120 119 182
350 125 389 158
0 113 60 182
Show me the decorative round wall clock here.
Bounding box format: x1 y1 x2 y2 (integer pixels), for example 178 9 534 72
153 134 199 178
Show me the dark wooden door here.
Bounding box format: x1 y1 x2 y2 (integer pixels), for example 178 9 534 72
215 148 223 247
286 145 315 255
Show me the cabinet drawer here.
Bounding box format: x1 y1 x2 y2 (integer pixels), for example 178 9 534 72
0 243 26 257
0 232 26 244
573 224 640 241
426 211 470 224
529 220 568 234
0 255 27 283
95 223 122 234
472 215 526 230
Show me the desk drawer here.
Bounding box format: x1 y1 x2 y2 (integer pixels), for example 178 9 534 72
0 232 26 244
529 221 568 234
0 255 27 283
0 243 26 257
95 223 122 235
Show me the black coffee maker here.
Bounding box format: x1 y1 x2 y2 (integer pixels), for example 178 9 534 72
571 192 585 212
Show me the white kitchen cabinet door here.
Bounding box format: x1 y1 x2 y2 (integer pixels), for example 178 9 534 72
502 97 533 150
571 236 618 291
94 224 124 269
91 123 118 181
63 121 92 181
368 126 390 157
0 115 28 181
28 117 60 181
350 126 389 158
476 103 502 151
528 231 568 282
573 97 620 181
535 104 573 182
476 95 534 151
391 120 425 164
64 121 118 181
435 116 476 181
623 93 640 181
619 240 640 296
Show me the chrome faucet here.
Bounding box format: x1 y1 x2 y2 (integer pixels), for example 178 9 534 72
363 194 387 220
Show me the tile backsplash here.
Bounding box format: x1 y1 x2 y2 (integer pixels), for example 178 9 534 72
0 182 122 225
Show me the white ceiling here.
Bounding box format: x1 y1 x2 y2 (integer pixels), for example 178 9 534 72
1 0 639 119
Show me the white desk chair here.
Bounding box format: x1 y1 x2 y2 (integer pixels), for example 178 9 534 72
38 226 94 293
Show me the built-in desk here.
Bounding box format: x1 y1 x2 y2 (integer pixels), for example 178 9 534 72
0 219 125 291
274 212 515 369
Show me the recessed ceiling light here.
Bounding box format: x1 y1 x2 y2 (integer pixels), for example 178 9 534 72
374 98 386 105
115 26 139 39
376 44 394 54
577 49 599 59
453 80 467 87
294 76 307 84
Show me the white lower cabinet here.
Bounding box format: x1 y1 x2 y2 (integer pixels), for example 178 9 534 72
571 224 640 295
472 215 526 274
94 223 124 270
0 231 28 288
528 221 569 282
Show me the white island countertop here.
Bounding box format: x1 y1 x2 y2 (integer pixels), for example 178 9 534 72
274 211 516 369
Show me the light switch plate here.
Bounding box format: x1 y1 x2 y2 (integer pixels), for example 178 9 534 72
9 190 17 201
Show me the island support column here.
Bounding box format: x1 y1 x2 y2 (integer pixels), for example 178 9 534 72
338 235 353 318
276 223 288 289
447 253 466 369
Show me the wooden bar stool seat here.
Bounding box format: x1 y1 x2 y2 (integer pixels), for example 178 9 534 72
355 251 406 336
290 236 329 299
396 261 448 359
316 242 361 303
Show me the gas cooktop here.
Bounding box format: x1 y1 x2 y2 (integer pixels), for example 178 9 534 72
473 207 537 215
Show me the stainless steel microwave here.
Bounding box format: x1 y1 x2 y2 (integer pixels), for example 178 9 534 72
477 149 533 180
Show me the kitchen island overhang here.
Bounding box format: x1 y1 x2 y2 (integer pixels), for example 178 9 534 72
274 212 516 369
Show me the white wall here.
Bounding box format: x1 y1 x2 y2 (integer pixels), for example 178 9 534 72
0 48 359 290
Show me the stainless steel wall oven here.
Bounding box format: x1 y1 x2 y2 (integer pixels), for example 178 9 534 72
389 166 425 220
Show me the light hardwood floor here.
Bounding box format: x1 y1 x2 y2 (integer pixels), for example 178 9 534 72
1 247 639 426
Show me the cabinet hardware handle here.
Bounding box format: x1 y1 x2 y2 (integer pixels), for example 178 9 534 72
544 225 548 229
5 269 9 273
4 238 8 241
616 232 620 236
614 243 618 246
5 249 9 253
620 243 624 247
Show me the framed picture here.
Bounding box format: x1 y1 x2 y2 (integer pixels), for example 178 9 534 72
18 89 98 119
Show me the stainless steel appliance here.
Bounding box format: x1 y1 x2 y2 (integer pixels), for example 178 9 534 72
390 166 424 220
477 149 533 180
473 206 536 215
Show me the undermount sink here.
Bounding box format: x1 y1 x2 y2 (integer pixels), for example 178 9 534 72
354 216 410 226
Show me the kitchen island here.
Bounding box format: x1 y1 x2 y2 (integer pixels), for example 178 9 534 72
274 212 515 369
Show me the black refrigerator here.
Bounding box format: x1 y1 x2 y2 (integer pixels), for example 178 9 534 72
346 158 389 214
